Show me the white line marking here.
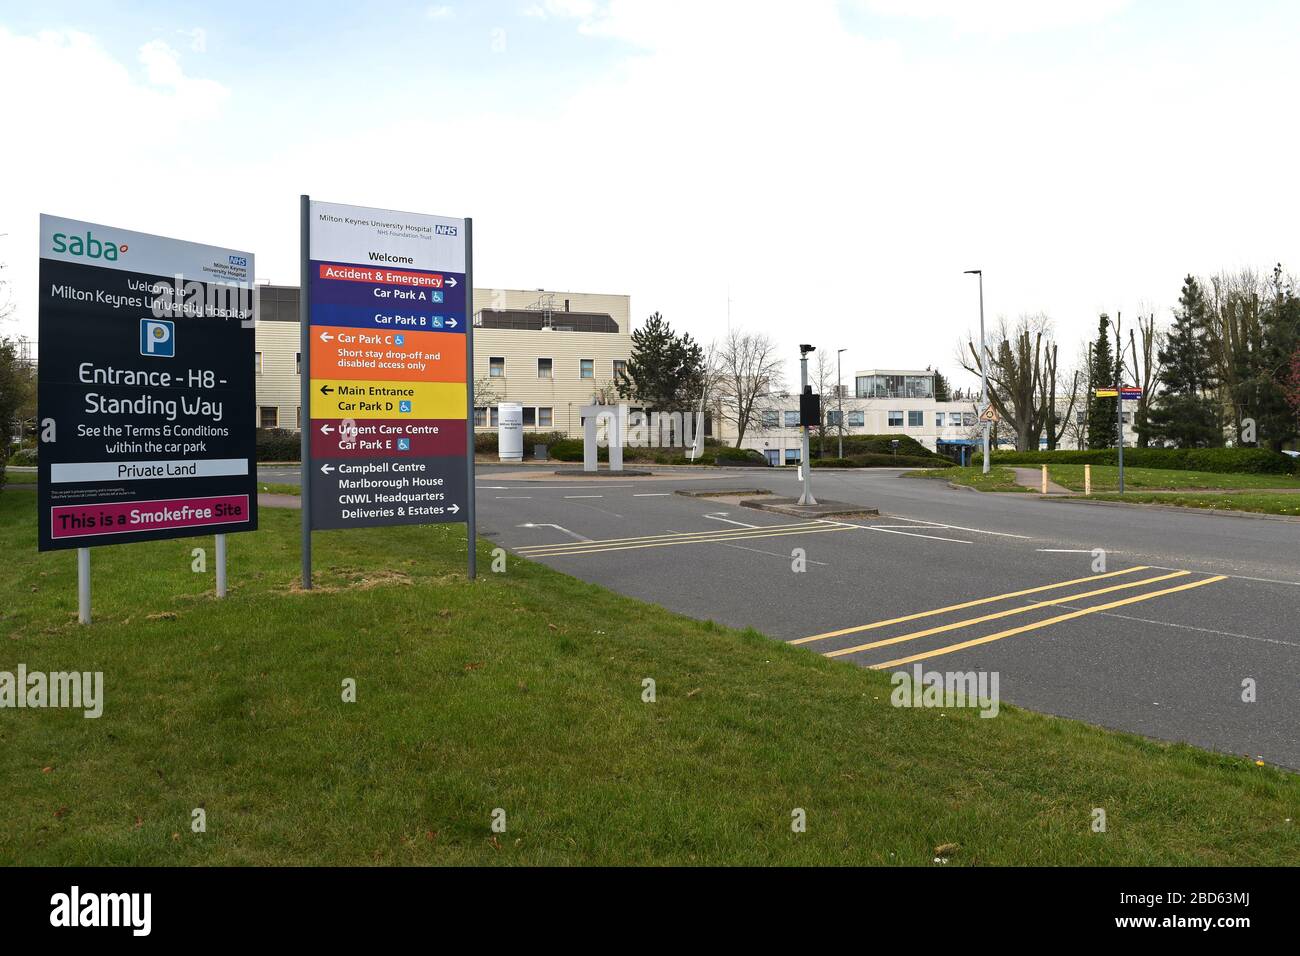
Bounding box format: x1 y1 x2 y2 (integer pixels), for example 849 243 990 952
633 493 671 497
1146 565 1300 587
565 495 603 499
1041 602 1298 649
863 526 973 544
884 515 1032 539
703 512 760 528
495 496 533 500
517 522 590 542
1037 549 1095 553
717 542 830 565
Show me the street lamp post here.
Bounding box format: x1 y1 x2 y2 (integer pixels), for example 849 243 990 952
836 348 846 460
964 270 990 473
799 344 817 506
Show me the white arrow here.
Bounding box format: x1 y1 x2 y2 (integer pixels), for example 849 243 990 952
446 317 458 328
319 331 333 342
448 503 460 514
320 464 334 475
320 424 334 435
444 277 457 288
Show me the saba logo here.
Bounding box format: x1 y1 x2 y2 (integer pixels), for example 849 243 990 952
52 230 128 261
140 319 175 358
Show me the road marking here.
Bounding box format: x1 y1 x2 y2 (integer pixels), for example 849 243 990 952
1037 549 1095 553
515 523 855 557
790 566 1149 645
1146 565 1300 587
495 496 533 500
565 495 603 499
716 542 831 565
633 493 671 497
869 575 1228 669
703 512 760 528
517 522 590 542
823 570 1190 658
515 520 827 553
1031 602 1295 647
882 515 1033 539
863 526 972 544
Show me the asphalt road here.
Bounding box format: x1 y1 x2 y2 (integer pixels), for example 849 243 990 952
257 461 1300 768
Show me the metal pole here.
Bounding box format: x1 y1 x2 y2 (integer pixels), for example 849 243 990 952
299 194 312 589
77 547 90 625
978 272 990 474
1115 311 1125 495
464 218 477 580
837 348 844 460
215 534 227 598
799 351 816 506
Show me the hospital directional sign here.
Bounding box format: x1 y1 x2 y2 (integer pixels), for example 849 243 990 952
304 200 470 531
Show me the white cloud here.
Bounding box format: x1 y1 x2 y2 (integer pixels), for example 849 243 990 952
858 0 1133 34
425 5 455 19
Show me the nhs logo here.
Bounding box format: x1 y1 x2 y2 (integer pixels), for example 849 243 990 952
141 318 175 357
433 224 458 236
228 254 248 268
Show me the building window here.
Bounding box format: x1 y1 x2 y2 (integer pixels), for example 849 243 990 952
489 357 505 378
785 448 802 465
537 358 552 379
888 411 904 428
935 412 945 428
613 359 627 380
522 407 537 427
259 406 278 429
474 407 487 428
855 374 934 400
783 410 799 428
762 410 780 428
580 358 594 379
826 410 843 426
963 412 977 427
847 411 864 427
295 352 301 376
538 407 553 427
1075 410 1086 425
296 406 301 430
950 412 964 427
490 406 500 427
908 410 924 427
255 351 263 374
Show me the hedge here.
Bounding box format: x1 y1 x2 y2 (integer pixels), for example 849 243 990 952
813 434 941 459
974 447 1297 475
256 428 301 462
812 454 953 469
474 431 569 457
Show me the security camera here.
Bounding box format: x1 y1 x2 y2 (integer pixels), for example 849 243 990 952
799 344 816 355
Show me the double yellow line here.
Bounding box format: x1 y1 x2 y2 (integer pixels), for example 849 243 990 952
795 565 1227 668
514 520 855 558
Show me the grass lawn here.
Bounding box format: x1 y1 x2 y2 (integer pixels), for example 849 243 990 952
907 466 1029 493
1 488 1297 866
1088 491 1300 517
1045 465 1300 493
257 482 301 496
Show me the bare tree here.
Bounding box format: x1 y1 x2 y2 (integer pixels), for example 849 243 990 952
712 329 785 447
1125 312 1165 447
810 346 837 456
957 313 1063 452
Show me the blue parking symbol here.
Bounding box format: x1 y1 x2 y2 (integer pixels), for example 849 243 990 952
394 335 405 346
397 438 410 451
399 400 412 413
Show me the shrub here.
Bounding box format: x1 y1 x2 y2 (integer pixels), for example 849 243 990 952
974 447 1296 475
256 428 301 462
816 434 940 459
7 447 37 466
812 454 952 469
713 446 769 466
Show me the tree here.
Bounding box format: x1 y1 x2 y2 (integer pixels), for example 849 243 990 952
1085 315 1117 449
712 329 785 447
0 337 27 466
1146 276 1220 448
1126 312 1164 448
957 314 1063 452
616 312 705 411
932 367 951 402
810 347 837 456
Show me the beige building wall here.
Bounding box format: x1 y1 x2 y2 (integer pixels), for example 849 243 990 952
470 288 632 436
253 312 302 431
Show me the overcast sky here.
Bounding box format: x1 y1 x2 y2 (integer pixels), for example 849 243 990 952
2 0 1298 389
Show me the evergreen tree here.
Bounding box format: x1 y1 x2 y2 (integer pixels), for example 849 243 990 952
932 367 951 402
1146 275 1221 447
1085 315 1117 448
616 312 706 410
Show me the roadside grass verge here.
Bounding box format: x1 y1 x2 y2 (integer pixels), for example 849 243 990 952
257 482 301 496
907 466 1029 493
1087 491 1300 517
1 488 1297 866
1045 465 1300 493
